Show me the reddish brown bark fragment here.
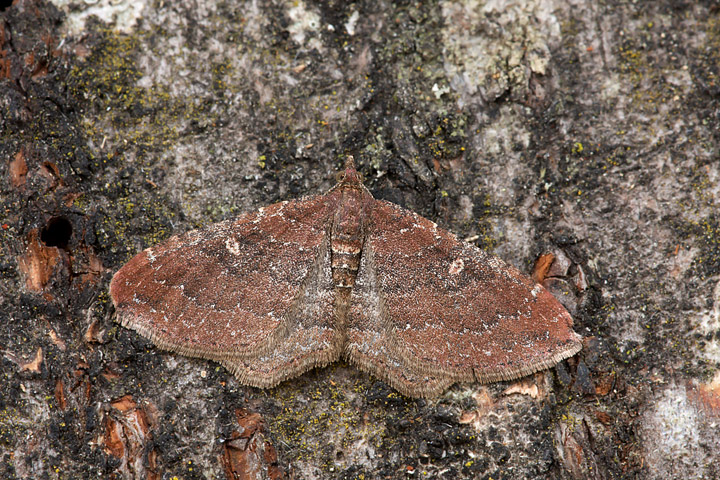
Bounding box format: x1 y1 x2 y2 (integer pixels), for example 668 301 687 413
54 379 66 410
594 372 615 396
503 377 541 398
0 24 10 79
691 373 720 416
18 230 61 292
556 420 601 479
458 388 496 428
104 417 125 458
593 410 613 425
5 347 44 373
10 149 28 188
84 317 106 344
221 409 286 480
103 395 158 479
532 252 555 283
20 347 43 373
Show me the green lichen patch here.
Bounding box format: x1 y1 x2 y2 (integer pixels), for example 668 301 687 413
65 30 201 155
470 192 512 252
266 370 382 472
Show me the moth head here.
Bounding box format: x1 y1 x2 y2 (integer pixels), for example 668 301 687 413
336 156 363 185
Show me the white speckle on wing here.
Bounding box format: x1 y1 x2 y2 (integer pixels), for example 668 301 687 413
449 258 465 275
225 237 241 256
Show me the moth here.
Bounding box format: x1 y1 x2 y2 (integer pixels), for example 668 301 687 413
110 157 582 397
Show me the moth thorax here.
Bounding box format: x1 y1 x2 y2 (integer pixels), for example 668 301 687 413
331 186 365 289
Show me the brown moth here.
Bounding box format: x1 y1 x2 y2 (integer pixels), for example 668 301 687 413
110 157 582 398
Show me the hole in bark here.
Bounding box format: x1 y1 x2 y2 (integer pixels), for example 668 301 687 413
0 1 13 12
40 217 72 250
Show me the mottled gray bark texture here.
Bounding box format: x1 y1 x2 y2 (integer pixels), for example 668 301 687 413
1 0 719 479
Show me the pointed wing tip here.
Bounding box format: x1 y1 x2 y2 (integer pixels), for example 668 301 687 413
109 249 152 307
108 269 125 308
